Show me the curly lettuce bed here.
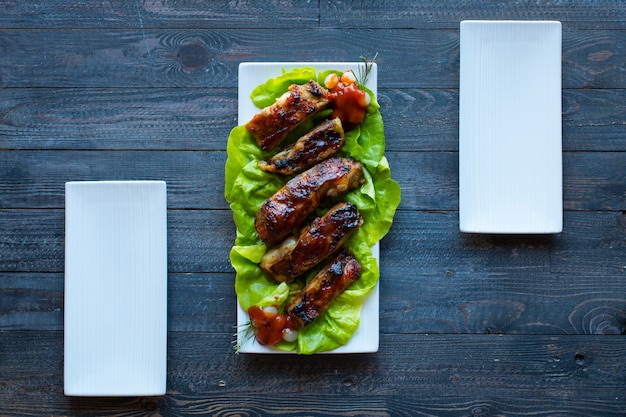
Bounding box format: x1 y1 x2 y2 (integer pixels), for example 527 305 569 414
224 67 401 354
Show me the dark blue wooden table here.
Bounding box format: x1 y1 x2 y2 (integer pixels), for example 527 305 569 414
1 2 624 415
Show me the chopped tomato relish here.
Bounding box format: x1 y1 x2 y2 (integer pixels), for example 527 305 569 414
325 71 370 128
248 305 298 346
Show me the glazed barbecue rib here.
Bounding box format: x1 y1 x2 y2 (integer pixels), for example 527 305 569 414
255 157 364 246
260 202 362 282
245 80 330 151
286 249 362 327
258 118 345 175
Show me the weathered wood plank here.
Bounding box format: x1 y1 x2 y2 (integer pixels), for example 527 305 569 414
0 29 624 88
1 88 625 152
1 331 624 416
382 211 626 277
0 1 319 29
0 151 624 211
380 268 626 335
551 210 626 277
0 3 623 416
561 88 626 151
321 0 626 30
0 209 235 273
0 87 236 150
382 87 626 152
563 152 626 211
381 213 626 335
2 1 625 30
0 273 63 331
389 151 626 212
0 272 235 332
0 150 229 209
3 256 624 336
1 210 623 282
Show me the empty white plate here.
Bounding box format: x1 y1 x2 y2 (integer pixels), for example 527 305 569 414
459 21 563 233
64 180 167 396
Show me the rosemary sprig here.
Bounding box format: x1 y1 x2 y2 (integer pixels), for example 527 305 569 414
354 52 378 85
232 321 255 354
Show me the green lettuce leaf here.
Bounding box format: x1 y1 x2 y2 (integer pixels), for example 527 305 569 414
225 67 400 354
250 67 317 108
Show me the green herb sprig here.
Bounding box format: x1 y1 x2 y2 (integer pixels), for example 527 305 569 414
354 52 378 85
232 321 255 354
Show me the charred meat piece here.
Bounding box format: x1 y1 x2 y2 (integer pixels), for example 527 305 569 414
255 157 364 245
258 118 345 175
245 80 330 151
286 249 362 327
260 202 362 282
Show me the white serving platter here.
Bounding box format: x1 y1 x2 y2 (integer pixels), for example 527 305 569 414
236 62 379 353
459 21 563 233
64 180 167 396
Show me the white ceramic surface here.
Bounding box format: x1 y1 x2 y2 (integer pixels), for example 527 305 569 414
64 180 167 396
459 21 563 233
236 62 379 353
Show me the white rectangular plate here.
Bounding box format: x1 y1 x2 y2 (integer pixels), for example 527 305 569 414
459 21 563 233
237 62 379 353
64 180 167 396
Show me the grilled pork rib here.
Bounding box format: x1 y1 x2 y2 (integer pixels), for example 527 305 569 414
245 80 330 151
286 249 362 327
260 202 362 282
258 118 345 175
255 157 364 245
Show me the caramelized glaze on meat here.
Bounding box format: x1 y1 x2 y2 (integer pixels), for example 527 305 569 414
260 202 362 282
286 249 362 327
255 157 365 245
258 118 345 175
245 80 330 151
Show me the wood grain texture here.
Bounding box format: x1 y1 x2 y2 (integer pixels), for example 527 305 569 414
1 1 625 30
0 273 63 330
0 151 624 211
1 209 623 277
0 150 229 209
0 87 236 150
1 2 624 415
1 88 625 151
3 260 624 336
0 0 320 29
561 88 626 151
1 28 624 88
0 272 234 332
0 209 235 273
381 88 626 152
321 0 626 30
387 150 626 211
382 211 626 276
1 331 624 416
